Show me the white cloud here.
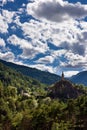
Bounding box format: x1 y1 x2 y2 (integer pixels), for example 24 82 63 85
0 14 8 33
29 64 54 73
2 0 7 4
7 34 22 46
0 0 87 76
20 17 86 54
64 71 79 77
0 51 15 62
2 10 15 23
19 19 79 48
8 34 33 49
0 10 15 33
7 34 49 59
51 49 67 57
36 55 54 64
2 0 14 5
20 20 47 40
0 38 5 47
61 51 87 69
13 9 87 72
27 0 87 22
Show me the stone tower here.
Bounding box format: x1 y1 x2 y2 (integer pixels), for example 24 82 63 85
62 71 64 80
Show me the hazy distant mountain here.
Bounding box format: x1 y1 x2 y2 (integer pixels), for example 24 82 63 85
0 59 61 85
70 71 87 86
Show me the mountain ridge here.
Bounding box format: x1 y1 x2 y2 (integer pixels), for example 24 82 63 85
0 60 44 89
0 59 87 86
0 59 61 85
70 71 87 86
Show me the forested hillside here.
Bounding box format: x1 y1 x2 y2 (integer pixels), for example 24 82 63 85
0 62 47 97
0 61 87 130
0 81 87 130
0 59 61 85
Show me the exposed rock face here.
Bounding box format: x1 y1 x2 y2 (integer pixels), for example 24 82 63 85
48 79 83 100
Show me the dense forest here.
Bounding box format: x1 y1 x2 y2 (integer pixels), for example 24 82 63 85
0 59 61 85
0 61 87 130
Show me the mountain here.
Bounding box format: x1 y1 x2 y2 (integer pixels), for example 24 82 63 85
0 59 61 85
1 63 87 130
70 71 87 86
1 59 87 86
0 61 45 91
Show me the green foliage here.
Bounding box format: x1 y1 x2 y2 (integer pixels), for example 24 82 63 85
0 59 61 85
0 62 47 94
0 61 87 130
0 82 87 130
11 112 23 128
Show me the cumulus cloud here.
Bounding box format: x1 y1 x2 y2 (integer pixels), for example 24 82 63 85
2 0 14 5
36 55 54 64
51 49 67 58
0 52 15 61
7 34 49 59
82 31 87 41
0 10 15 33
71 43 86 56
64 70 79 77
2 10 15 23
0 38 5 47
29 64 54 73
0 14 8 33
13 9 87 73
20 18 87 57
62 51 87 69
0 0 87 75
61 41 86 56
27 0 87 22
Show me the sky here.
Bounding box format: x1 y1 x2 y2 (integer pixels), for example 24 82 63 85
0 0 87 77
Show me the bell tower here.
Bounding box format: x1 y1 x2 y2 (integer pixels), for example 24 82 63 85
62 71 64 80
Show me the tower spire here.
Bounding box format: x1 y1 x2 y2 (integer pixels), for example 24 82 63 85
62 71 64 80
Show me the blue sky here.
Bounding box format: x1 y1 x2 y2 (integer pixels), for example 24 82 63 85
0 0 87 77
